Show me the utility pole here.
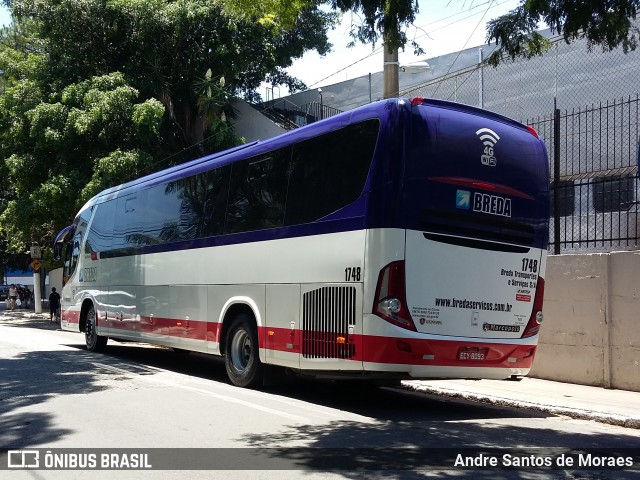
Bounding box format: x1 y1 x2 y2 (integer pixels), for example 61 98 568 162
29 244 43 314
383 45 399 99
382 25 429 99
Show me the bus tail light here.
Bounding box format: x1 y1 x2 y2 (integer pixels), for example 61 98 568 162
521 277 545 338
373 261 417 331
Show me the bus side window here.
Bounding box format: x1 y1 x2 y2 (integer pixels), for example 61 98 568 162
285 119 379 225
63 236 81 280
63 243 73 279
114 191 147 251
145 165 231 243
70 234 82 274
146 182 183 243
225 149 290 234
64 209 93 279
85 200 116 254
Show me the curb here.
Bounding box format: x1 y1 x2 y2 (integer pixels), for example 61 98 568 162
401 382 640 430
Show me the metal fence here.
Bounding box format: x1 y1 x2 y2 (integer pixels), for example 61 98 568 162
258 98 343 128
402 34 640 122
528 95 640 253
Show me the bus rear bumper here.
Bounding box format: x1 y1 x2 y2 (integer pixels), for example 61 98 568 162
362 362 531 380
358 332 538 380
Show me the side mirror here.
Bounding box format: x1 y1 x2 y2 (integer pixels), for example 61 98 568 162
54 243 63 261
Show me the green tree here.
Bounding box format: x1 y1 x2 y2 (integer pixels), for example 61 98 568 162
486 0 640 66
13 0 335 152
317 0 639 65
0 0 336 268
0 70 164 262
329 0 422 54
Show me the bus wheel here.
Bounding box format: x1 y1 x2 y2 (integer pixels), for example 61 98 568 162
85 305 107 352
225 314 263 388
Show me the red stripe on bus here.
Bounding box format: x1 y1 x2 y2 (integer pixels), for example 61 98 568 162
65 314 535 369
260 326 535 369
428 176 534 200
359 335 536 368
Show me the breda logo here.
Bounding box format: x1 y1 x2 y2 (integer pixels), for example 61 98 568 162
456 190 471 209
473 192 511 217
476 128 500 166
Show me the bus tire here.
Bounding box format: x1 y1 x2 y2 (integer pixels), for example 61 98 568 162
225 314 263 388
85 305 107 352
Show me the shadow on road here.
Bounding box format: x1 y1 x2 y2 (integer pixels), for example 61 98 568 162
2 312 639 479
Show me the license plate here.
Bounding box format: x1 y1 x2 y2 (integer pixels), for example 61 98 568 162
458 347 488 361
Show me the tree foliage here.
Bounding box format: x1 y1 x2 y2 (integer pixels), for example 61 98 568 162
0 0 336 271
329 0 423 54
306 0 640 62
0 70 163 263
487 0 640 65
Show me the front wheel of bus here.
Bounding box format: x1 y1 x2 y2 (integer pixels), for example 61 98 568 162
85 305 107 352
225 314 263 388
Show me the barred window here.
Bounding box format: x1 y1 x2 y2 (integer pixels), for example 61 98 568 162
592 175 635 213
550 180 575 217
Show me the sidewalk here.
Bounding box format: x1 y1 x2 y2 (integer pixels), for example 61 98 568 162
0 305 56 326
402 377 640 429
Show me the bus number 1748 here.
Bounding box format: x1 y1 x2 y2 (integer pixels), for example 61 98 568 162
345 267 362 282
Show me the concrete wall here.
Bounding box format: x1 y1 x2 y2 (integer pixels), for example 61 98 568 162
530 251 640 391
229 99 286 142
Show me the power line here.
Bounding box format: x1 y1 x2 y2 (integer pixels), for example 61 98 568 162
308 45 383 89
303 0 515 88
432 0 496 97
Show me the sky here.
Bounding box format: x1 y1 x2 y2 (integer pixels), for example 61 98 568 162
0 0 522 95
284 0 521 92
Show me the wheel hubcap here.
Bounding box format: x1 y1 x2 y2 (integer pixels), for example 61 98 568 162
230 330 251 373
86 312 95 345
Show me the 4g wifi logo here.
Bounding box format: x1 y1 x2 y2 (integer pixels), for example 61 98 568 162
476 128 500 166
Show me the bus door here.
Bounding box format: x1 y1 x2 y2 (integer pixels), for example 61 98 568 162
59 232 78 327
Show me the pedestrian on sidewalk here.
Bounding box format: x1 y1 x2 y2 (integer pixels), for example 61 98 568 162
8 284 18 311
49 287 61 322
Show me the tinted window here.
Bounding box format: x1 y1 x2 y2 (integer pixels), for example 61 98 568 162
81 119 379 254
143 184 181 245
225 149 290 234
593 175 635 213
140 166 231 245
550 180 575 217
85 200 116 253
113 191 147 251
285 119 379 225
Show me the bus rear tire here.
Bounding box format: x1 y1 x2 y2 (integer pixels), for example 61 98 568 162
225 314 263 388
85 305 107 352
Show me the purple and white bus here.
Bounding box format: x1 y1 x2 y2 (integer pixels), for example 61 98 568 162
55 98 549 388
